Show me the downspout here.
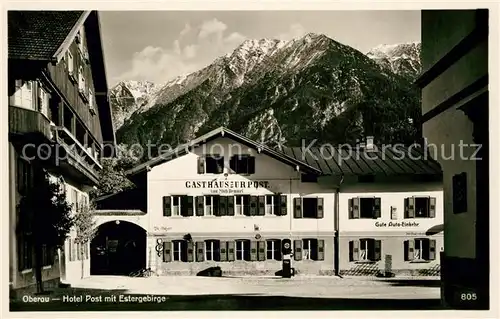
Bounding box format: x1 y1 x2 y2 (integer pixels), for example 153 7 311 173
334 175 344 277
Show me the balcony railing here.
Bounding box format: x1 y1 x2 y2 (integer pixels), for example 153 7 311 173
9 106 52 141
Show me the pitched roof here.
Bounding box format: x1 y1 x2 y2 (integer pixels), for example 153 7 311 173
8 11 87 61
125 126 442 177
125 127 322 176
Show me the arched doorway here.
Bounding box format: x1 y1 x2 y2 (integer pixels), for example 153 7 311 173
90 220 146 275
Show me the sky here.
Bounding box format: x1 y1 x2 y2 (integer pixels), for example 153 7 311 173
99 10 421 87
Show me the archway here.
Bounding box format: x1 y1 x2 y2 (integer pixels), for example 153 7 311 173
90 220 146 275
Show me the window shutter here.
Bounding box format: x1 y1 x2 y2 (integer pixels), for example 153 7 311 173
250 241 258 261
351 240 359 261
195 242 204 262
213 196 221 216
352 197 360 219
196 196 204 216
294 240 302 261
250 196 258 216
197 156 205 174
316 197 324 219
227 241 235 261
429 197 436 218
258 196 265 215
187 241 194 262
407 197 415 218
219 196 227 216
257 241 266 261
373 198 381 218
229 156 237 172
163 241 172 262
317 239 325 261
163 196 171 216
293 198 302 218
227 196 235 216
406 240 415 261
248 156 256 174
186 196 194 216
280 195 287 216
220 242 227 261
374 240 381 261
429 239 436 260
273 195 281 216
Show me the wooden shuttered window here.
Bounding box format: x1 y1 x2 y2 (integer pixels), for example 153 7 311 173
182 196 194 216
405 197 437 218
195 241 204 262
405 197 415 218
429 197 436 218
405 239 437 261
349 240 359 261
349 239 381 262
293 239 302 261
163 196 171 216
373 239 381 261
429 239 436 260
293 198 302 218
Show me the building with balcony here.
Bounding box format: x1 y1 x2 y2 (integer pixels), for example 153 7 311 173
418 9 489 309
8 11 115 293
93 127 442 277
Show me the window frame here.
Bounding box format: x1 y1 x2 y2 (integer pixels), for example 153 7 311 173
302 197 319 219
266 239 282 261
205 240 220 261
235 239 251 261
302 238 318 260
205 154 224 174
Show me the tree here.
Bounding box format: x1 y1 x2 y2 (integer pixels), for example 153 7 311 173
17 168 73 293
73 200 98 279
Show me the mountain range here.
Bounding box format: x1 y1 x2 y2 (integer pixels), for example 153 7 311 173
110 33 421 159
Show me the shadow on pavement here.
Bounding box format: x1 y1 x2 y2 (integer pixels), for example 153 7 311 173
10 286 443 311
383 279 441 288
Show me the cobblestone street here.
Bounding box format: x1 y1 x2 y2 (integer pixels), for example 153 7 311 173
11 275 442 311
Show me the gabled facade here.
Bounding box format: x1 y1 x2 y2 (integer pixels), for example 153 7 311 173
8 11 115 293
94 127 443 277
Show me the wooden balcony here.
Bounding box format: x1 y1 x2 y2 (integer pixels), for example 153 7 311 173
9 106 52 141
53 126 102 185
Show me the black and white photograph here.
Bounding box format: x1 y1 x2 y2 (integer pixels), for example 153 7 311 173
3 1 497 316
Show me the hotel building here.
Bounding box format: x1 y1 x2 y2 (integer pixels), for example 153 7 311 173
93 127 443 277
8 11 115 294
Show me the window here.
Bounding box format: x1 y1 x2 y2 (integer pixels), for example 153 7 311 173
230 155 255 174
205 155 224 174
172 196 181 216
405 238 436 261
405 197 436 218
172 240 188 262
78 66 86 94
235 240 251 261
234 195 246 215
72 189 78 211
265 195 274 215
10 80 34 109
302 239 318 260
452 172 467 214
205 240 220 261
294 197 324 219
266 239 282 260
38 85 50 117
302 198 319 218
349 238 381 262
349 197 381 219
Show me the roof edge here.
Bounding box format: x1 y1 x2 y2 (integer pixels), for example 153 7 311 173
52 11 91 63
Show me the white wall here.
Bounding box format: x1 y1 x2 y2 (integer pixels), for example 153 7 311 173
147 137 335 235
339 182 444 234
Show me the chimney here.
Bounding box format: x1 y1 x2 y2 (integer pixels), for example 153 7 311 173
366 136 374 151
